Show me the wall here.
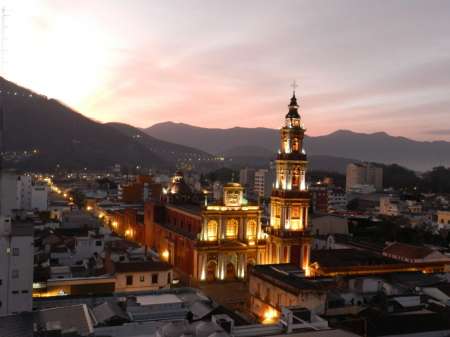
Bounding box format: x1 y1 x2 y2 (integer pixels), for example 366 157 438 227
114 269 172 292
249 273 327 320
0 172 18 216
0 232 33 316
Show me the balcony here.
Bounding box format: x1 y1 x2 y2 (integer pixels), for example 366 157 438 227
271 190 310 199
264 226 311 239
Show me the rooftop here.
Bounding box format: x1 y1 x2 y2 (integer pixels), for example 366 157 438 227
251 264 335 295
383 242 435 259
311 248 399 268
114 260 172 273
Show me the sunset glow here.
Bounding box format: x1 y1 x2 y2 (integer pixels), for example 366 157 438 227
2 0 450 140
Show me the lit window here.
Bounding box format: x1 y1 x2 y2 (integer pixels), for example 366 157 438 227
207 220 218 241
226 219 239 239
246 220 257 241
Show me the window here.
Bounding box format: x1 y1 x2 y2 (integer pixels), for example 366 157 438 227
12 269 19 279
151 273 158 284
12 290 18 294
207 220 218 241
226 219 238 239
140 275 145 282
126 275 133 286
119 256 125 262
95 240 102 247
0 279 2 286
21 290 29 294
246 220 257 241
292 138 299 152
167 272 171 284
12 248 20 256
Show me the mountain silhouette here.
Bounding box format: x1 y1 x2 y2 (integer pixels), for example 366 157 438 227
145 122 450 171
0 77 209 171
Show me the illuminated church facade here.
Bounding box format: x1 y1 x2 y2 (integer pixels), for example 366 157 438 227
144 90 312 282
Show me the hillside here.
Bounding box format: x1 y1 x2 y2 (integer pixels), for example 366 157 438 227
145 122 450 171
145 122 278 154
107 122 214 163
0 77 205 171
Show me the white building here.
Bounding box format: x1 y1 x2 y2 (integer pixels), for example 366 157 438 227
347 184 376 194
437 210 450 229
16 174 49 211
0 171 18 217
0 217 34 316
380 196 423 217
380 196 401 216
31 184 49 211
328 188 347 211
346 163 383 192
253 169 274 199
239 168 256 191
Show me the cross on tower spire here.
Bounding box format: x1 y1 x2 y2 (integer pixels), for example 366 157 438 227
290 80 298 96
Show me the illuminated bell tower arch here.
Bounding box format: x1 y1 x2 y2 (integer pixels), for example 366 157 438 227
266 90 312 274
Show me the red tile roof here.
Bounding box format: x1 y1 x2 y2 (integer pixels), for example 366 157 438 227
383 242 434 259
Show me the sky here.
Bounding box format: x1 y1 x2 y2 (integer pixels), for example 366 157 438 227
2 0 450 140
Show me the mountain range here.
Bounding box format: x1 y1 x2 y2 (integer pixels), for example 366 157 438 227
145 122 450 171
1 76 448 173
0 77 212 171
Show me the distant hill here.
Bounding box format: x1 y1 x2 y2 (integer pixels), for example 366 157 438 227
145 122 450 171
222 146 355 173
0 77 209 171
107 122 213 163
145 122 277 154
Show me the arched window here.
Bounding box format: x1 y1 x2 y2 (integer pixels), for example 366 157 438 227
207 220 218 241
292 138 299 152
226 219 239 239
292 169 300 188
246 220 257 241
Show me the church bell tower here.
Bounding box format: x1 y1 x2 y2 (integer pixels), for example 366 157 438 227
266 88 312 274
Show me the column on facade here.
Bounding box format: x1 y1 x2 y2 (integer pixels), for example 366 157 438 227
198 252 207 281
238 253 246 279
301 207 306 230
276 243 281 263
304 207 309 229
286 205 291 230
279 244 285 263
239 216 244 241
217 254 225 280
201 218 207 241
300 243 310 271
219 217 224 242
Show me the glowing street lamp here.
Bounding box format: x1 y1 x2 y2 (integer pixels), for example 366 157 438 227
161 250 170 261
262 307 279 324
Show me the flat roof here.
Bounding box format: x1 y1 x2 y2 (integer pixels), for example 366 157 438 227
136 294 182 306
311 249 400 268
251 264 335 295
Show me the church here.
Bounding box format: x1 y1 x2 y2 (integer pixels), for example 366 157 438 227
143 90 312 283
